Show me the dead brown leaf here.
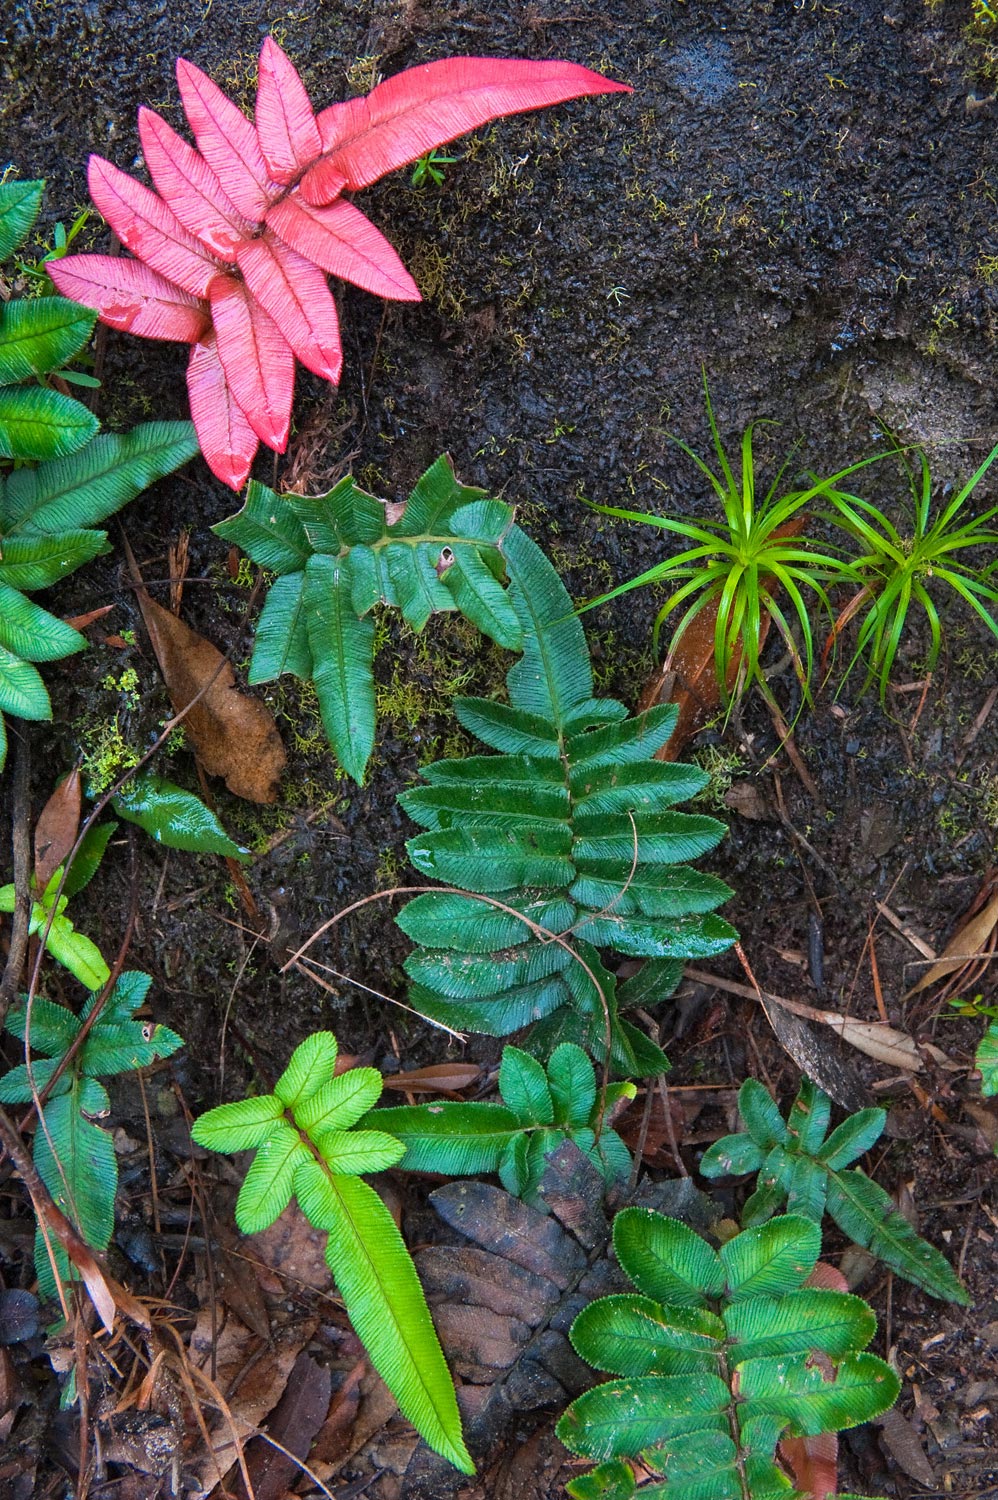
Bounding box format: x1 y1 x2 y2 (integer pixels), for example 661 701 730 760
380 1062 483 1096
136 591 285 803
34 769 81 890
904 881 998 1000
209 1352 331 1500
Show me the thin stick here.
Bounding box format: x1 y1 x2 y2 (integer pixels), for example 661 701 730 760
0 731 31 1026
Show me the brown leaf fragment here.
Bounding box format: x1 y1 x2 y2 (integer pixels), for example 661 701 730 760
876 1405 937 1487
535 1139 609 1250
212 1353 331 1500
381 1062 483 1095
63 602 116 632
137 590 285 803
779 1431 838 1500
34 769 81 891
904 886 998 1000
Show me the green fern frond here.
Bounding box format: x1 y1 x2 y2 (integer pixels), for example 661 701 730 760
366 1041 635 1206
558 1208 900 1499
0 970 182 1298
192 1031 473 1476
397 528 737 1074
700 1076 969 1304
213 454 522 783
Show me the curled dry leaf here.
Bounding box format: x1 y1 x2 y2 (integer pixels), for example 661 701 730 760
33 769 82 891
136 590 285 803
904 877 998 1001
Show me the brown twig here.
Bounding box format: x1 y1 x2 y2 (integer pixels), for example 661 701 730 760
0 730 32 1026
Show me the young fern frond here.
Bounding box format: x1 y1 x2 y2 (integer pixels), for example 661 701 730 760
192 1031 473 1475
557 1207 900 1500
396 527 737 1076
0 971 182 1298
213 454 522 783
365 1041 636 1207
700 1077 969 1305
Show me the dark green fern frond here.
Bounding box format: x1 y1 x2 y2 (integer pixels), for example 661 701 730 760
397 528 737 1075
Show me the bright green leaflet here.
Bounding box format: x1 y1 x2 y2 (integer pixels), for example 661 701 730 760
111 771 247 859
558 1207 900 1500
192 1030 473 1475
700 1076 969 1304
976 1020 998 1100
363 1042 635 1207
396 525 737 1076
0 420 198 770
0 862 110 991
0 181 44 263
0 971 182 1298
0 181 98 462
212 453 522 782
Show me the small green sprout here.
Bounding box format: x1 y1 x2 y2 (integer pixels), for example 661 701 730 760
411 149 460 188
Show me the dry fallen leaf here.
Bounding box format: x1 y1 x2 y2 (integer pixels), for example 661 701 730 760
905 881 998 1001
34 769 82 890
136 591 285 804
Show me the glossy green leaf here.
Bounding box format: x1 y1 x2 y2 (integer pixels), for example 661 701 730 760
38 910 110 991
737 1079 790 1150
547 1042 597 1126
720 1215 820 1301
785 1077 832 1154
34 1090 116 1253
275 1030 339 1109
304 553 377 783
362 1101 518 1175
738 1350 901 1435
826 1169 971 1305
247 571 311 681
192 1094 285 1152
314 1127 405 1175
213 480 312 573
0 530 106 590
62 820 116 899
723 1288 876 1362
112 772 247 858
699 1132 766 1178
0 648 50 720
556 1373 729 1461
302 1167 473 1474
4 992 80 1054
817 1109 886 1169
0 374 98 462
0 179 44 260
1 422 198 534
613 1208 725 1308
294 1067 384 1135
0 584 84 662
0 296 96 383
234 1122 309 1233
569 1293 723 1377
499 1045 554 1125
977 1020 998 1098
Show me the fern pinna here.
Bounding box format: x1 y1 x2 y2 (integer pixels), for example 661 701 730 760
557 1207 900 1500
396 527 737 1076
